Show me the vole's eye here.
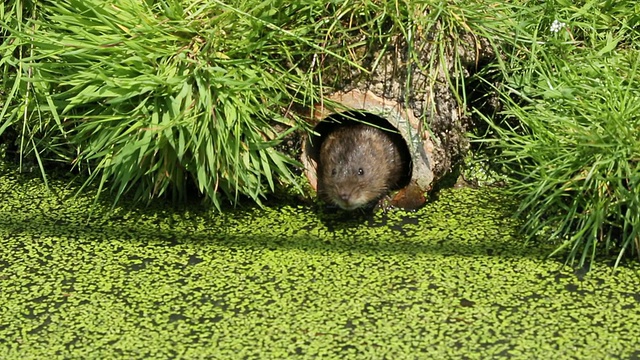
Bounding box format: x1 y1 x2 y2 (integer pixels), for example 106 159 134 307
331 169 337 176
358 168 364 176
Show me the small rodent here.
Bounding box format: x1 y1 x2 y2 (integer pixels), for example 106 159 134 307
317 123 409 210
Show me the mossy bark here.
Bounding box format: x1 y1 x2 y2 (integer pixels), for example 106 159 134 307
320 32 495 184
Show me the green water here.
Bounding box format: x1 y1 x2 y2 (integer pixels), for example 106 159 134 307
1 167 639 359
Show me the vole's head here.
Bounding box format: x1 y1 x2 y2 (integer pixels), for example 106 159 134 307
317 126 395 210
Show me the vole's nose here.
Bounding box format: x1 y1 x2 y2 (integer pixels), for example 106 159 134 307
339 192 350 202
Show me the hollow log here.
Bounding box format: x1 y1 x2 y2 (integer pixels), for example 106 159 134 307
301 33 493 208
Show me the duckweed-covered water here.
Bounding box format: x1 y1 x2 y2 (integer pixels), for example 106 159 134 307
1 167 639 359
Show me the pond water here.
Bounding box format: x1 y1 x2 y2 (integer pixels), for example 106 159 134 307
1 167 639 358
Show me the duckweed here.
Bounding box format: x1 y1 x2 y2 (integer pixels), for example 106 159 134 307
1 168 639 359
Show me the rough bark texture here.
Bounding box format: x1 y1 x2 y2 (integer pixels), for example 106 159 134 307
322 30 495 183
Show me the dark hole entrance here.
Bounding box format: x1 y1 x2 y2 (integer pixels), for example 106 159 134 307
308 111 413 190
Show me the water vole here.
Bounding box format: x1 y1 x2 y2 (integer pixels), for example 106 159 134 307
317 124 409 210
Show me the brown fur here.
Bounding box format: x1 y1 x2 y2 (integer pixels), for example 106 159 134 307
317 124 405 210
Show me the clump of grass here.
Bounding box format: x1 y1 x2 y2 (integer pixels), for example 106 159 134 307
2 0 337 208
476 2 640 267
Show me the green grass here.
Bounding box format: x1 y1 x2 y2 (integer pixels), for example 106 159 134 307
2 0 331 208
473 0 640 267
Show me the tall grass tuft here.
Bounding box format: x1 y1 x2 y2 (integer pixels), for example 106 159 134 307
476 2 640 267
2 0 338 208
